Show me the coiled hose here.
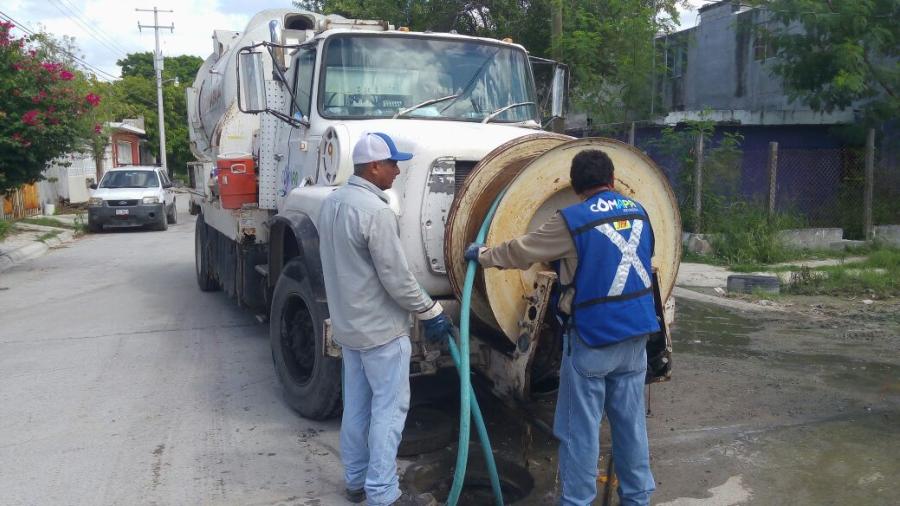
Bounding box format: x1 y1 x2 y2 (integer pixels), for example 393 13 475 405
445 192 506 506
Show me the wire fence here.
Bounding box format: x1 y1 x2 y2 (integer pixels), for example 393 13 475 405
571 123 899 240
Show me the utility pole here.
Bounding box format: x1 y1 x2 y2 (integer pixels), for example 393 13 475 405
863 128 875 241
137 7 174 175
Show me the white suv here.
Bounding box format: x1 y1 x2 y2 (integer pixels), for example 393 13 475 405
87 166 177 232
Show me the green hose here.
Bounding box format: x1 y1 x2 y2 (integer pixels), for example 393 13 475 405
446 191 507 506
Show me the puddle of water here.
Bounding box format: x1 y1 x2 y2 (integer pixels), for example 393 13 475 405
671 299 763 358
657 475 752 506
765 351 900 396
743 411 900 505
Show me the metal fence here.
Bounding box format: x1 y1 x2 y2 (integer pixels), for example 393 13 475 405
571 123 899 239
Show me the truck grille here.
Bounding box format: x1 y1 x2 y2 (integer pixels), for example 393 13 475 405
106 199 139 207
454 161 478 193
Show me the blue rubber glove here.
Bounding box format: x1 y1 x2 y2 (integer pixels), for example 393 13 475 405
422 313 454 343
464 242 485 263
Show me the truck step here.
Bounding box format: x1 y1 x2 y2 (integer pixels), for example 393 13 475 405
254 264 269 277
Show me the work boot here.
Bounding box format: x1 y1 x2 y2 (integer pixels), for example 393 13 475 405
390 492 438 506
345 488 365 503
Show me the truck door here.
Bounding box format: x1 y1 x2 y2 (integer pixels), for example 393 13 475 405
275 45 319 209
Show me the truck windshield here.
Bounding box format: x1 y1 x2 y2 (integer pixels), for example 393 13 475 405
99 170 160 188
320 35 537 123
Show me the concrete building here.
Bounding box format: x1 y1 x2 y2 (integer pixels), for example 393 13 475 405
655 0 860 126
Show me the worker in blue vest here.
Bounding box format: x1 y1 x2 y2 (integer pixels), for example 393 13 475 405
465 149 658 506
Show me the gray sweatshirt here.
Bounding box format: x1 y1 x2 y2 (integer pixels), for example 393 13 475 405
318 175 436 350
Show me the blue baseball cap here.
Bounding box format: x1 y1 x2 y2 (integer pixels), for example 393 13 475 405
352 132 414 164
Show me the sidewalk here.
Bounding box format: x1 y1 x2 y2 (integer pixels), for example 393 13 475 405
674 256 869 313
0 216 78 273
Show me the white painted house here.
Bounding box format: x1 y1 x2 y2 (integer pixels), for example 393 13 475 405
40 119 150 205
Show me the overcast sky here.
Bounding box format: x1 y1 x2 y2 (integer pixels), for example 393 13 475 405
2 1 706 81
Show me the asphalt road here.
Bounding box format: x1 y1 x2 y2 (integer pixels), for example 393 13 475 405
0 215 349 506
1 214 897 506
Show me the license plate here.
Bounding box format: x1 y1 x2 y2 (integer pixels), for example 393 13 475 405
115 209 129 216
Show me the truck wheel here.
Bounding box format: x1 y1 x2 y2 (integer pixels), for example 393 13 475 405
195 214 218 291
270 258 342 420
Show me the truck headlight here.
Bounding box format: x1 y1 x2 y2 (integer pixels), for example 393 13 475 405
88 197 104 207
142 196 160 204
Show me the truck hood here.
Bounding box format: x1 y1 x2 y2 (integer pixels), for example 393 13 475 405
91 187 162 201
339 119 540 163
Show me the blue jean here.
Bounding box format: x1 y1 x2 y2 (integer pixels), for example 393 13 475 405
340 336 411 506
554 331 655 506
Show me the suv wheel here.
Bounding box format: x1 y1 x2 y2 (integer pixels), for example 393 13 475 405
167 200 177 224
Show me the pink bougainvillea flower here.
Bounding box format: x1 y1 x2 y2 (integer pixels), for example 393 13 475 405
22 109 40 126
85 93 101 107
94 123 102 134
59 70 74 81
41 62 63 73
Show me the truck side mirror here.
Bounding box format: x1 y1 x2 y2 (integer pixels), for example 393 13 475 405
89 183 98 190
530 57 568 124
550 64 568 119
237 51 268 113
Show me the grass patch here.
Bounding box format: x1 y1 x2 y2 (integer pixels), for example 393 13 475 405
785 248 900 298
0 219 11 241
71 213 89 236
20 217 75 229
707 203 803 265
37 230 62 242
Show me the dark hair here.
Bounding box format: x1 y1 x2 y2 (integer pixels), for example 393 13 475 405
570 149 614 195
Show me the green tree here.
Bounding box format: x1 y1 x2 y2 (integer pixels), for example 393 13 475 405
0 22 101 192
114 53 204 177
757 0 899 123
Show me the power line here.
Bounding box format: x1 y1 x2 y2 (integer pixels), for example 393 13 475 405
47 0 131 60
0 9 120 81
57 0 142 55
0 8 163 112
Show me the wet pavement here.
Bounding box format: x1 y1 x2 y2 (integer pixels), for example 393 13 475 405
403 297 900 505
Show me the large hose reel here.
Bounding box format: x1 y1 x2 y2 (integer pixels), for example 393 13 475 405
445 134 682 344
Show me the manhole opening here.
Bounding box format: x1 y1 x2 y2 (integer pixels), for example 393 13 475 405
403 449 535 504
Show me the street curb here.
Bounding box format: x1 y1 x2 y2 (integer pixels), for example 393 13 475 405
0 227 76 273
673 286 785 313
0 241 49 273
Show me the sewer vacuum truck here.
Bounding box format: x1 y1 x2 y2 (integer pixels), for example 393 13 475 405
187 8 680 421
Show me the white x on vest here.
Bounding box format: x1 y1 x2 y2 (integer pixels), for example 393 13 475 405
595 220 652 297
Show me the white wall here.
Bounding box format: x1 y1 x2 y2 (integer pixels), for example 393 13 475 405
41 146 114 204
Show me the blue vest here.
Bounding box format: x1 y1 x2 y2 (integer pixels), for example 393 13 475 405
559 190 660 347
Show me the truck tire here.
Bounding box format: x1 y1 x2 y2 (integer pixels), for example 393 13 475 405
195 214 218 291
270 258 342 420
